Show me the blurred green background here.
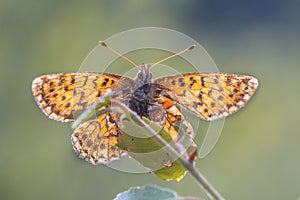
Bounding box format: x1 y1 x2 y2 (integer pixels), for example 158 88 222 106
1 1 300 199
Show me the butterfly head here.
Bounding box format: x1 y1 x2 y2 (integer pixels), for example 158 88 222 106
135 64 152 87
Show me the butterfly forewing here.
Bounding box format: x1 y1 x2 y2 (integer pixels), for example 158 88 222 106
154 73 258 121
32 73 125 122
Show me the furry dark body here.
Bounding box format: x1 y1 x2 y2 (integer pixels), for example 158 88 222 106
127 65 165 122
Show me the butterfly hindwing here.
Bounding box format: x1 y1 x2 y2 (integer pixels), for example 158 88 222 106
71 111 125 164
160 95 194 141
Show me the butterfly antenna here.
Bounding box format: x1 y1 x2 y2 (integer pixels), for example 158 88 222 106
99 41 139 68
151 44 196 68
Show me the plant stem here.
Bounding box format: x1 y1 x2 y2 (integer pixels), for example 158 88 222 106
111 100 225 200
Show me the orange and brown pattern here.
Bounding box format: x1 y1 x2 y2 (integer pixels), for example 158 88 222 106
32 73 125 122
154 73 258 121
71 112 125 164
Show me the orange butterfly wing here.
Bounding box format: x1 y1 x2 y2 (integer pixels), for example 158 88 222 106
32 73 129 121
71 112 126 164
160 96 194 141
154 73 258 121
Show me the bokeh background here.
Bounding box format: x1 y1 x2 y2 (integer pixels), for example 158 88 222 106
1 1 300 199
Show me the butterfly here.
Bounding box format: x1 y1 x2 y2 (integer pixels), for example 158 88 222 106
32 42 259 165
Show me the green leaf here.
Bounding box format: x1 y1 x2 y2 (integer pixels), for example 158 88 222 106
114 185 205 200
113 185 178 200
117 116 173 153
117 116 196 181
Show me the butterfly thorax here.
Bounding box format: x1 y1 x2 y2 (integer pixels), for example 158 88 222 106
128 64 164 122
